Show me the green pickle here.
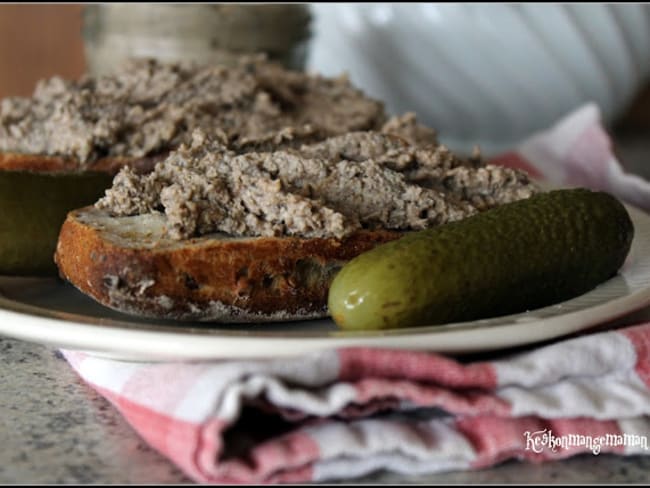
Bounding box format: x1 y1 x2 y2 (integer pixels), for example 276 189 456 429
328 189 634 331
0 170 113 275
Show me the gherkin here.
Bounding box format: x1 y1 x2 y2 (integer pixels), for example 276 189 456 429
328 189 634 331
0 171 113 275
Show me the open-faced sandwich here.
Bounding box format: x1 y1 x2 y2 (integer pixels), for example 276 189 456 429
2 56 550 323
34 60 537 322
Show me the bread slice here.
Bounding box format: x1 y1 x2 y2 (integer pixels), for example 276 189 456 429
54 206 402 322
0 152 166 175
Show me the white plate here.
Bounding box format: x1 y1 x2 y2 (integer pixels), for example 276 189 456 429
1 206 650 362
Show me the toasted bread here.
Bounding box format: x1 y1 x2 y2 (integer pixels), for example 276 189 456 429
54 206 402 322
0 152 166 175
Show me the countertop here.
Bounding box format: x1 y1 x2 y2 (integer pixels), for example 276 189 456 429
2 135 650 484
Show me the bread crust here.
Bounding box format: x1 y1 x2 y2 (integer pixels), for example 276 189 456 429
55 207 403 322
0 152 166 175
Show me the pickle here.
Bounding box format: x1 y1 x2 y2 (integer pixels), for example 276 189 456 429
0 170 113 275
328 189 634 331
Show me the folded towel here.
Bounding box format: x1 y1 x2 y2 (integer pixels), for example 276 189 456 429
493 103 650 211
62 104 650 483
61 323 650 483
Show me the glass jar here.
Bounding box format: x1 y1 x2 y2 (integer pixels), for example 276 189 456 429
82 4 312 75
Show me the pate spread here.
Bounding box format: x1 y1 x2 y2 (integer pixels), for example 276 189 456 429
0 57 538 240
0 57 385 163
97 123 538 240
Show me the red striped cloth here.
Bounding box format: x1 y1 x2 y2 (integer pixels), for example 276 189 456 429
63 104 650 483
62 324 650 483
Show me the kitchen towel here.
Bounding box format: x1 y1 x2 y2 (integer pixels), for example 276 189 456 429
492 102 650 211
61 323 650 483
62 103 650 483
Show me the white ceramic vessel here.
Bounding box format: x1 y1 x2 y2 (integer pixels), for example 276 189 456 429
308 3 650 154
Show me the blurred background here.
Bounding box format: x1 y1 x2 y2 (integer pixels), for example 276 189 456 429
0 5 85 97
309 4 650 153
1 3 649 157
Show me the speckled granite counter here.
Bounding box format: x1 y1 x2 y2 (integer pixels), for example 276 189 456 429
3 138 650 484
